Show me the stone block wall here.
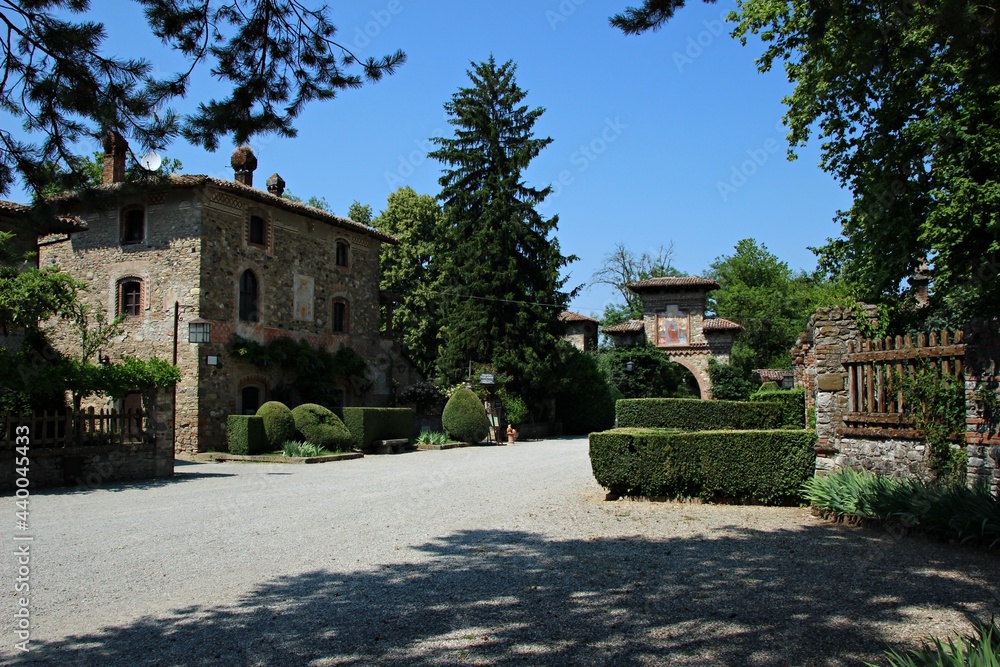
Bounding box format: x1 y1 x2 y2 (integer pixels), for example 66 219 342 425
0 442 172 492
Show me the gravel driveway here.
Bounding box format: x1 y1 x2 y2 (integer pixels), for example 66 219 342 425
1 436 997 666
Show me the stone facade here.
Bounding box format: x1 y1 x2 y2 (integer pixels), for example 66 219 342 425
38 146 420 455
559 311 598 351
601 276 743 398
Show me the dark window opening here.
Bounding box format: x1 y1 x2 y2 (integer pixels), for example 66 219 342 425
121 208 144 245
249 215 266 245
239 270 259 322
119 280 141 317
333 301 347 333
241 386 261 415
335 241 349 267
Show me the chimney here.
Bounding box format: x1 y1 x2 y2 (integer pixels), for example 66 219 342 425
266 173 285 198
231 146 257 187
102 132 128 184
910 261 931 308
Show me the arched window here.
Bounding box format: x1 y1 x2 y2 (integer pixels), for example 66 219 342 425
117 278 142 317
120 206 145 245
335 240 349 267
332 299 348 333
241 385 262 415
239 270 259 322
249 214 266 245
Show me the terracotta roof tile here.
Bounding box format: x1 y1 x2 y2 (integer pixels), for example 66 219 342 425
560 311 599 323
702 317 744 332
628 276 720 292
601 319 645 334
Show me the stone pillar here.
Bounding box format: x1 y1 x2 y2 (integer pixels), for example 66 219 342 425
809 304 877 474
963 318 1000 497
152 388 176 478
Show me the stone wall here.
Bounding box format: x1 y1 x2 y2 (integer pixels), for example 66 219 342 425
800 307 1000 494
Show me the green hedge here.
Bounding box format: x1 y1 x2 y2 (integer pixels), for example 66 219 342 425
589 427 817 504
749 389 805 429
340 407 414 452
616 398 784 431
226 415 268 455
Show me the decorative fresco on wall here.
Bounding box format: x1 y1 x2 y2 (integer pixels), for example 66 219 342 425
293 274 315 322
656 305 689 346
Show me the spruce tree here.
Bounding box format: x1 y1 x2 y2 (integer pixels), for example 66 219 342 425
429 57 576 401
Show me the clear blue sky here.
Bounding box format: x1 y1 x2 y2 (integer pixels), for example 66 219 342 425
13 0 853 318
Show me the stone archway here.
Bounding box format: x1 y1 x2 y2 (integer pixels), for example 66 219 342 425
665 355 712 399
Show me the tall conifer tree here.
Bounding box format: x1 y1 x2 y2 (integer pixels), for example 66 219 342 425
429 57 575 400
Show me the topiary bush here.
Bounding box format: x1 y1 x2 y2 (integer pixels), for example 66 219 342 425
616 398 784 430
441 387 489 444
256 401 296 451
226 415 268 455
341 407 414 452
749 389 806 429
589 427 816 503
291 403 353 452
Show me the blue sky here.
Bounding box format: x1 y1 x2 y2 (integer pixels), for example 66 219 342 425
12 0 853 317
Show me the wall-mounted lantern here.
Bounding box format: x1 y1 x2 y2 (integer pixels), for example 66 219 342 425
188 318 211 344
781 375 795 390
625 359 635 373
205 355 221 368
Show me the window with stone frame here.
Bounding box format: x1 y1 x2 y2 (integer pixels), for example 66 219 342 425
239 270 260 322
332 299 348 333
120 206 145 245
117 278 143 318
249 214 266 246
335 240 349 268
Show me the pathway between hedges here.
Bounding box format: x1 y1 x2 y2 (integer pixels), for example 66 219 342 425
1 437 997 666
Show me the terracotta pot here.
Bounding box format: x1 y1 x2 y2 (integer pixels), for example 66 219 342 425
506 424 519 445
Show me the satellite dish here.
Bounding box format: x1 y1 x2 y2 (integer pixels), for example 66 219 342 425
139 151 162 172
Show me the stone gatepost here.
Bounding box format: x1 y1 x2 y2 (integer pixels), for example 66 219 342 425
806 305 877 474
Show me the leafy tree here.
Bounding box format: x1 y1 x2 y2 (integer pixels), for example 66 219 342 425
36 151 182 200
591 241 684 321
283 191 331 212
612 0 1000 323
597 343 699 399
1 0 405 199
428 57 576 402
0 232 81 335
708 357 753 401
707 239 849 375
372 187 445 377
551 344 616 435
347 201 373 225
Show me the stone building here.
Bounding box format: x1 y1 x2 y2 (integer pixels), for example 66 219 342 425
601 276 743 398
37 138 419 454
559 311 599 351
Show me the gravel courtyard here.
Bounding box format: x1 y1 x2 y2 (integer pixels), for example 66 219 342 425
1 436 997 666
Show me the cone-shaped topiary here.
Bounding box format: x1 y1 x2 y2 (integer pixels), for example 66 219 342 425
256 401 296 451
291 403 353 452
442 387 489 444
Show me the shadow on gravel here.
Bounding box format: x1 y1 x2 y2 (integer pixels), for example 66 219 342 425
30 467 237 496
13 524 1000 666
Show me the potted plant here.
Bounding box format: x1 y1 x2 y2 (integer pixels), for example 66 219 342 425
504 396 529 444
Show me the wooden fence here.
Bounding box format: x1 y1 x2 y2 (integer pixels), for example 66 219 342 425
841 330 965 438
1 408 149 449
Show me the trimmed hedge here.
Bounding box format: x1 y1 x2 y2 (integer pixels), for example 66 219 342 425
256 401 296 450
226 415 268 455
749 389 805 429
616 398 784 431
341 407 414 452
291 403 353 452
589 427 817 504
442 388 490 444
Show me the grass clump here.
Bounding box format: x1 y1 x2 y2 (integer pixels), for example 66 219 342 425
415 429 448 446
282 440 329 457
869 618 1000 666
805 468 1000 549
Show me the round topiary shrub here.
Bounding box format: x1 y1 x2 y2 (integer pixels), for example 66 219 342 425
256 401 296 451
442 388 489 444
291 403 353 452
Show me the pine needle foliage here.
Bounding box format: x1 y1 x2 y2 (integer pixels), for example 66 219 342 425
429 57 576 401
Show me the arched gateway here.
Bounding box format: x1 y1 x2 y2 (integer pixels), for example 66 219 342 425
601 276 743 399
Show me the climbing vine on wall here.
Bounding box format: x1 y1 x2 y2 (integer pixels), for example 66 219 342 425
895 363 967 483
229 335 370 406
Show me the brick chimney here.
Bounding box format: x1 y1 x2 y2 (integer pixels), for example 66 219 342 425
231 146 257 187
102 132 127 184
266 173 285 197
910 261 930 308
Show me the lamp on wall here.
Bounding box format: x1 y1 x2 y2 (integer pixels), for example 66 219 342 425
625 359 635 373
205 355 221 368
781 375 795 390
188 318 211 344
